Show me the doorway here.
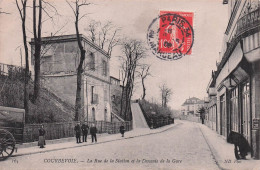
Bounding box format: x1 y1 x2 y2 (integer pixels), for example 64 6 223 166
92 107 96 122
241 81 250 144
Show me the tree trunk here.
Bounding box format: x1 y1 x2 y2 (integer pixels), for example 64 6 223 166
32 0 42 103
141 78 146 100
75 63 82 121
74 9 86 121
19 0 29 122
33 46 41 103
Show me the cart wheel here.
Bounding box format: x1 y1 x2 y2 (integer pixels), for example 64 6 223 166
0 129 16 161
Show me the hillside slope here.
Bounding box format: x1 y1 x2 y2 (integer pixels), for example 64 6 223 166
0 75 74 123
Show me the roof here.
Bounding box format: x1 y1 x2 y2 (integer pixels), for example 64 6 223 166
182 97 204 106
29 34 110 58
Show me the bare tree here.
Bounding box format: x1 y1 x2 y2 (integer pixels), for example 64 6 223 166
85 20 100 43
159 83 172 108
85 20 120 56
67 0 91 121
119 39 146 120
100 21 112 49
107 28 120 56
16 0 29 122
32 0 58 103
137 64 151 100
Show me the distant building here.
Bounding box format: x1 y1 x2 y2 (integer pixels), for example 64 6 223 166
181 97 205 116
110 76 124 122
30 34 111 122
205 71 217 131
205 0 260 159
110 76 121 102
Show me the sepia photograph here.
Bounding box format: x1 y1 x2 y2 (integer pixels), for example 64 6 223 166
0 0 260 169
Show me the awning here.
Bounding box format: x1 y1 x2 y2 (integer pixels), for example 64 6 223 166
216 43 244 89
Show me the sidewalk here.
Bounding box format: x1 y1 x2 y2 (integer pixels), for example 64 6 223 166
13 121 180 157
198 123 260 170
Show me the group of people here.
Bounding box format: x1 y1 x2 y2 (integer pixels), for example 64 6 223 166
74 122 98 143
37 122 126 149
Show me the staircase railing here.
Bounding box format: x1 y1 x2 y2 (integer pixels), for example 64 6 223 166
111 111 125 122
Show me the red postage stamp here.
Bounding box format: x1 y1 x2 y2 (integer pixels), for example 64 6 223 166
147 11 194 60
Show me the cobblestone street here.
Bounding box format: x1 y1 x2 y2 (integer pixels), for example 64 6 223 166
1 121 220 170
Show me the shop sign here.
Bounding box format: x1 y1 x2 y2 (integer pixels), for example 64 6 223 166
236 8 260 36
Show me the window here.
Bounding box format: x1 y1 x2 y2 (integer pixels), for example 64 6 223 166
42 55 52 73
230 87 239 132
92 108 96 122
104 108 107 122
102 60 107 76
89 53 95 71
91 86 94 103
220 94 226 137
242 81 250 143
112 95 116 101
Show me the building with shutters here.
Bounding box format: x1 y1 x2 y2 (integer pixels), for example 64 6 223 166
205 0 260 159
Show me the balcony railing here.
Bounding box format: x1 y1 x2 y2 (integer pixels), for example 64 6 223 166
216 7 260 78
236 8 260 36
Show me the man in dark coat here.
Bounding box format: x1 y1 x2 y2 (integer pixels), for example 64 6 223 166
81 123 89 142
90 123 97 143
227 131 251 159
38 125 46 148
74 122 82 143
120 124 125 137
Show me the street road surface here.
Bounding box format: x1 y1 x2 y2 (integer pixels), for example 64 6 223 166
0 121 220 170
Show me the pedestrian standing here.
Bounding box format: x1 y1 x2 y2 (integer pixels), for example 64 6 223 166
120 124 125 137
81 123 89 142
74 122 82 143
38 124 46 148
90 123 97 143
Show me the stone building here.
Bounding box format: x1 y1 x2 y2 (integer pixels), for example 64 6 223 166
110 76 124 122
181 97 205 116
206 0 260 159
30 34 111 122
110 76 121 102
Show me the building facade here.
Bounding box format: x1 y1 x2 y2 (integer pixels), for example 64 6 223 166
206 0 260 159
110 76 124 122
181 97 205 116
110 76 122 103
30 34 111 122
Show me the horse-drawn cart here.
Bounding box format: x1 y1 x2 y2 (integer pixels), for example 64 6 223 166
0 129 16 161
0 106 25 161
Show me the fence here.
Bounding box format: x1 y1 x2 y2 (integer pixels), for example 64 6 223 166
23 120 132 143
0 63 31 81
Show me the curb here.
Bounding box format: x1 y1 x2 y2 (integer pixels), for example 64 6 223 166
12 122 180 158
17 137 76 149
16 133 109 149
197 123 228 170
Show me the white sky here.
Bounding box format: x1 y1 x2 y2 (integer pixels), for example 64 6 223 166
0 0 228 110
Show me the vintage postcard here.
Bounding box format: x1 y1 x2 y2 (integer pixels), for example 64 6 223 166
0 0 260 169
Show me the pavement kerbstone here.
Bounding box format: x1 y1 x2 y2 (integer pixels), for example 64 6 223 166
12 122 180 158
197 122 260 170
